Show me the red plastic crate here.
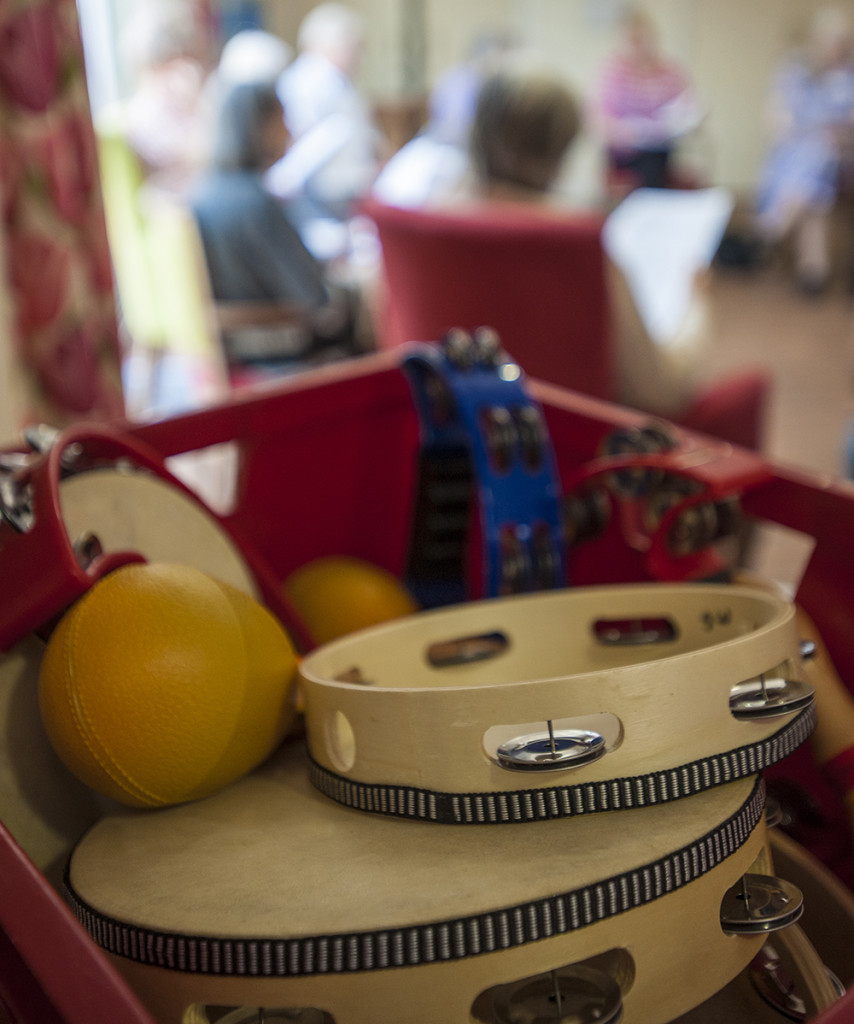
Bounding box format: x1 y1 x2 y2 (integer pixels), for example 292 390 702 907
2 350 853 1022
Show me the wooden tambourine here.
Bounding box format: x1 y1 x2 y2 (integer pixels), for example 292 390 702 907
0 424 308 651
58 467 258 595
65 741 797 1024
298 584 815 824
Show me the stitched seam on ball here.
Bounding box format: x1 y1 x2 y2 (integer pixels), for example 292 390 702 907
66 589 165 806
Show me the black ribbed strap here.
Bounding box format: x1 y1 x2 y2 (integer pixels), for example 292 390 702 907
309 704 814 824
64 778 765 977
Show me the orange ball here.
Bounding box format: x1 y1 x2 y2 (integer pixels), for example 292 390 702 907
283 556 418 646
38 563 298 808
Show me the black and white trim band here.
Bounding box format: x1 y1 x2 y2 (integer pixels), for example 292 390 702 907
64 778 765 977
309 703 814 824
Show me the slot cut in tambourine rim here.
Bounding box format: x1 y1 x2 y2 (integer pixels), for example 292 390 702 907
308 703 814 824
299 583 795 697
63 777 766 978
299 584 805 810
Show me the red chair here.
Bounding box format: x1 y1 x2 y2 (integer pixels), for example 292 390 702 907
678 369 770 451
366 197 614 402
364 198 770 450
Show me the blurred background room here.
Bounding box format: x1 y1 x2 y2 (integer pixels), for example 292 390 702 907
4 0 853 501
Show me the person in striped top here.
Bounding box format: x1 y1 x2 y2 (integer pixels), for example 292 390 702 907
596 6 704 191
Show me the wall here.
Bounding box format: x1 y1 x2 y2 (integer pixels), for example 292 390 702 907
263 0 409 98
260 0 854 200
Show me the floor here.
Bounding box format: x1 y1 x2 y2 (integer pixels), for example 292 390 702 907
705 263 854 479
700 259 854 588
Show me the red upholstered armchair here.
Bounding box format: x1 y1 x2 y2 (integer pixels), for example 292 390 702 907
366 198 614 401
364 198 770 450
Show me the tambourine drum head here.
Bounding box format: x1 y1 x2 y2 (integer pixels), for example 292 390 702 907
66 742 772 1024
59 469 258 597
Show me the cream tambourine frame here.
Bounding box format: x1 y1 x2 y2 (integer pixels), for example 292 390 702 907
299 584 814 823
65 743 773 1024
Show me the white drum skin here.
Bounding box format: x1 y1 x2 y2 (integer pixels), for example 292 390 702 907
67 744 773 1024
59 469 258 598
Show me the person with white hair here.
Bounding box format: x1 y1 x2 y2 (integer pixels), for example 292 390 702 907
756 5 854 295
266 3 381 258
217 29 293 88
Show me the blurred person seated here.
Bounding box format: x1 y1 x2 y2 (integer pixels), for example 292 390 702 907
120 1 212 195
595 5 704 192
372 29 520 210
467 65 582 205
756 5 854 296
217 28 293 88
369 113 471 210
266 3 382 260
202 28 294 166
461 64 726 419
190 81 359 380
430 29 519 146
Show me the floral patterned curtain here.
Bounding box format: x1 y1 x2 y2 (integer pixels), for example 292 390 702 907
0 0 123 437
